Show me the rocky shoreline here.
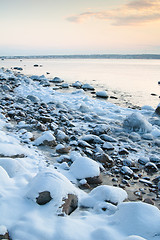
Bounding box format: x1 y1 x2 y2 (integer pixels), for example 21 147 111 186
0 67 160 239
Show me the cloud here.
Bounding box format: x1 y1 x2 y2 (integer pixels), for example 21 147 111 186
126 0 155 9
66 0 160 26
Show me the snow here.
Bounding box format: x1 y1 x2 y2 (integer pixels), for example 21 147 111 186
0 225 7 235
80 185 128 207
0 68 160 240
69 156 100 179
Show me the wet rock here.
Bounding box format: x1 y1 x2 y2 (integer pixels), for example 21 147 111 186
129 132 141 142
36 191 52 205
39 116 52 123
142 133 153 140
1 85 11 91
149 155 160 163
100 134 117 142
118 148 129 155
102 142 114 150
78 140 93 148
144 162 158 173
121 166 133 177
81 134 104 144
122 159 135 167
86 175 103 185
139 179 153 187
152 176 160 184
138 157 150 165
143 198 154 205
94 153 113 168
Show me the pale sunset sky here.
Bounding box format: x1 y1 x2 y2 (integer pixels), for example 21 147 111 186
0 0 160 55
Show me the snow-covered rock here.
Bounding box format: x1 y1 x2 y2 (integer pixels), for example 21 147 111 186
69 156 100 180
82 84 94 90
80 185 128 207
96 91 108 98
34 131 56 146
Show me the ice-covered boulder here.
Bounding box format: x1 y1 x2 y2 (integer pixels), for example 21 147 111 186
123 112 152 133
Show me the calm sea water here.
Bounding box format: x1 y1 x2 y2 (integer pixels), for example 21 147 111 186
1 58 160 108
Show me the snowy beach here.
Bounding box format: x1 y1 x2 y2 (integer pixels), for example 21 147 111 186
0 67 160 240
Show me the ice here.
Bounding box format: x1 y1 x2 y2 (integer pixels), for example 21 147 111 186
123 112 152 133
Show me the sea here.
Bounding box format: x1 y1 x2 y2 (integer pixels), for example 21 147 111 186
1 56 160 109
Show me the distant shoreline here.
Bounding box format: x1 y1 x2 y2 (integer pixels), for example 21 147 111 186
1 54 160 60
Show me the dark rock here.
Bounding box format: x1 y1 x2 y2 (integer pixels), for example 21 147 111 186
50 77 64 83
39 116 52 123
94 153 113 168
0 231 10 240
118 148 129 155
139 179 153 187
153 176 160 184
60 194 78 215
34 64 39 67
138 157 149 165
13 67 23 71
155 105 160 115
144 162 158 173
36 191 52 205
86 175 103 185
121 166 133 176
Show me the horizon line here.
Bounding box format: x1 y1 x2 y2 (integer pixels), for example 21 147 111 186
1 53 160 59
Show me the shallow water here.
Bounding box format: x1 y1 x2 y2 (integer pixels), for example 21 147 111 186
1 58 160 108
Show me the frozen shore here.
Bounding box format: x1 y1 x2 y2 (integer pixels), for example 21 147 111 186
0 68 160 240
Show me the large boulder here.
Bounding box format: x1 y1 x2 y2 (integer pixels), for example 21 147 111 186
25 170 79 215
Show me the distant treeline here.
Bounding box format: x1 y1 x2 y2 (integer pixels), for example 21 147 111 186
1 54 160 59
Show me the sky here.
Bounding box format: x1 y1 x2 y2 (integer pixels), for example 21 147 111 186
0 0 160 55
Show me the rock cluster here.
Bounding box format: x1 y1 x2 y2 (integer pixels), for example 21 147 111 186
0 68 160 221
